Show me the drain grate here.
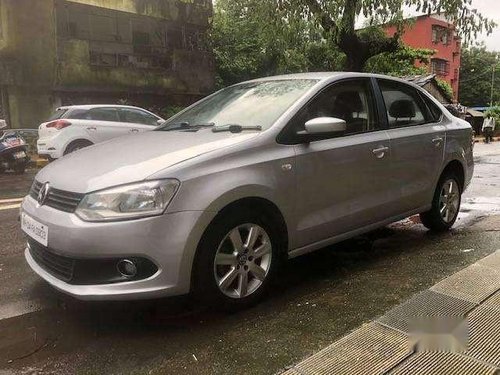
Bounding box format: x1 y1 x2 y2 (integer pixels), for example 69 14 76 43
478 250 500 271
463 306 500 367
480 291 500 312
292 323 411 375
281 368 303 375
377 290 475 334
430 263 500 304
389 351 498 374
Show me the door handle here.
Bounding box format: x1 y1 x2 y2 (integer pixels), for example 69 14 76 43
432 137 443 147
130 128 139 133
87 126 97 131
372 146 389 158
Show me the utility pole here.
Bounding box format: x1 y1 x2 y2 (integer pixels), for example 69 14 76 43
491 56 498 107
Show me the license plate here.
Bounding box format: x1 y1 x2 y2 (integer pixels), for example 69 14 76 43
21 213 48 247
14 151 26 159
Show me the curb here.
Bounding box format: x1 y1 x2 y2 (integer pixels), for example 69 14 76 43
282 250 500 374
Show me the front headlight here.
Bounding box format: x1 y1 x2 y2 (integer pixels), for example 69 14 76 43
75 179 179 222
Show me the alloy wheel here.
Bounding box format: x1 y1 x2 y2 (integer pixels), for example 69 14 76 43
439 179 460 223
213 223 272 299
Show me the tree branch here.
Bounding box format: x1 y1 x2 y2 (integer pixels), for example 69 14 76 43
302 0 337 34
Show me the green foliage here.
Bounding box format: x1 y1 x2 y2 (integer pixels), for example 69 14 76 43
485 107 500 123
364 44 435 76
436 79 454 102
459 44 500 107
211 0 345 87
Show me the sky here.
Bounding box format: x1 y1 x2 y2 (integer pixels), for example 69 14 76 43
463 0 500 51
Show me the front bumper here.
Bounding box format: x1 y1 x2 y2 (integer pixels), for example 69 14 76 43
22 196 206 301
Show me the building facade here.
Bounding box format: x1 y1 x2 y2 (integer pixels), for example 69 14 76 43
385 14 461 100
0 0 214 128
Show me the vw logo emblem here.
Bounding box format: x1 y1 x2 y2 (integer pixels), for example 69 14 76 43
37 182 50 206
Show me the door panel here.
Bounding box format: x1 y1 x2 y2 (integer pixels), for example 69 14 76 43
377 79 445 212
293 131 394 247
386 124 445 211
283 78 399 248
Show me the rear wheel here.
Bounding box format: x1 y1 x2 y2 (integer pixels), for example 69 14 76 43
64 140 93 155
420 172 462 231
193 209 280 310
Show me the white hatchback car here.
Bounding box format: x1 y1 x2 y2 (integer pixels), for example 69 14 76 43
37 105 164 159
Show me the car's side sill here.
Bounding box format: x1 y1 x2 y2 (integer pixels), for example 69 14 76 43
287 205 431 259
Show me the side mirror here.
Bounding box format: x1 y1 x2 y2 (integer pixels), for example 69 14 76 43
296 117 346 142
156 119 165 126
304 117 346 134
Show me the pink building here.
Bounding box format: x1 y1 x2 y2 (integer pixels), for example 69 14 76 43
385 14 461 100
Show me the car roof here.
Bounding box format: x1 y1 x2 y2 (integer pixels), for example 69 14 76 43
56 104 150 111
245 72 419 86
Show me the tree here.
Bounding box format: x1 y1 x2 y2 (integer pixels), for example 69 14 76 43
211 0 345 87
276 0 495 71
459 45 500 107
362 26 435 76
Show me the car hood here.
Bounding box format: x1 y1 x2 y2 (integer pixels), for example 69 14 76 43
36 130 259 193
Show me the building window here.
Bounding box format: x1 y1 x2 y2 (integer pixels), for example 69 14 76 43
432 25 451 45
431 58 450 76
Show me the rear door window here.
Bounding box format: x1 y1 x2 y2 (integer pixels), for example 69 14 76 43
420 93 443 122
378 80 430 128
88 108 120 122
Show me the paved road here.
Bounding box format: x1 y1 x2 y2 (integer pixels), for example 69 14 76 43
0 143 499 375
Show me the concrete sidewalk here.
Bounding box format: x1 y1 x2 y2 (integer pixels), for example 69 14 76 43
282 250 500 375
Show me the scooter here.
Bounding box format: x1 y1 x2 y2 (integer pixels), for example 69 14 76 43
0 120 30 174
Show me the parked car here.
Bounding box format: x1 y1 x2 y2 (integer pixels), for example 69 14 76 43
22 73 474 309
37 105 164 159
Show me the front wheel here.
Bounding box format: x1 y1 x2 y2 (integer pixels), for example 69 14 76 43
193 210 280 310
420 173 462 232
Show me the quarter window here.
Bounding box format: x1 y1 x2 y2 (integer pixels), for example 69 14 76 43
420 94 443 122
378 80 428 128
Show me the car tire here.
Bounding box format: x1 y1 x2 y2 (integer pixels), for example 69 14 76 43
420 172 462 232
64 140 93 155
193 207 281 311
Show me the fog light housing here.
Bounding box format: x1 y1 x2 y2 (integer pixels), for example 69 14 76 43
117 259 138 278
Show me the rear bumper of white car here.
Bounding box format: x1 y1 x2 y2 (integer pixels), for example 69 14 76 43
37 135 66 159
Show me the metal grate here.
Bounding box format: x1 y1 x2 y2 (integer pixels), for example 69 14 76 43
292 323 411 375
463 306 500 367
28 240 75 282
377 290 475 334
430 263 500 304
478 250 500 271
480 291 500 312
29 180 84 213
389 351 497 375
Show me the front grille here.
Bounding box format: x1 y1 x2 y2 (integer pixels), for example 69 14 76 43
28 240 75 282
29 180 84 213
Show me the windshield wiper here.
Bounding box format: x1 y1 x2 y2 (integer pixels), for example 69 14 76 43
212 124 262 133
160 122 215 131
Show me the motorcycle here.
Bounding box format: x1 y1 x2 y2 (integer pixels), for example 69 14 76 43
0 120 30 174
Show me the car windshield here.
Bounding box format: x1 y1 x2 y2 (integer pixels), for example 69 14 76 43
159 79 318 132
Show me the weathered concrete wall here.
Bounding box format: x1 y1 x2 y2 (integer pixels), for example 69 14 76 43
0 0 56 127
0 0 214 128
67 0 211 25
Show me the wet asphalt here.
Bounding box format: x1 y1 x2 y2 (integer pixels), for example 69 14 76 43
0 142 499 375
